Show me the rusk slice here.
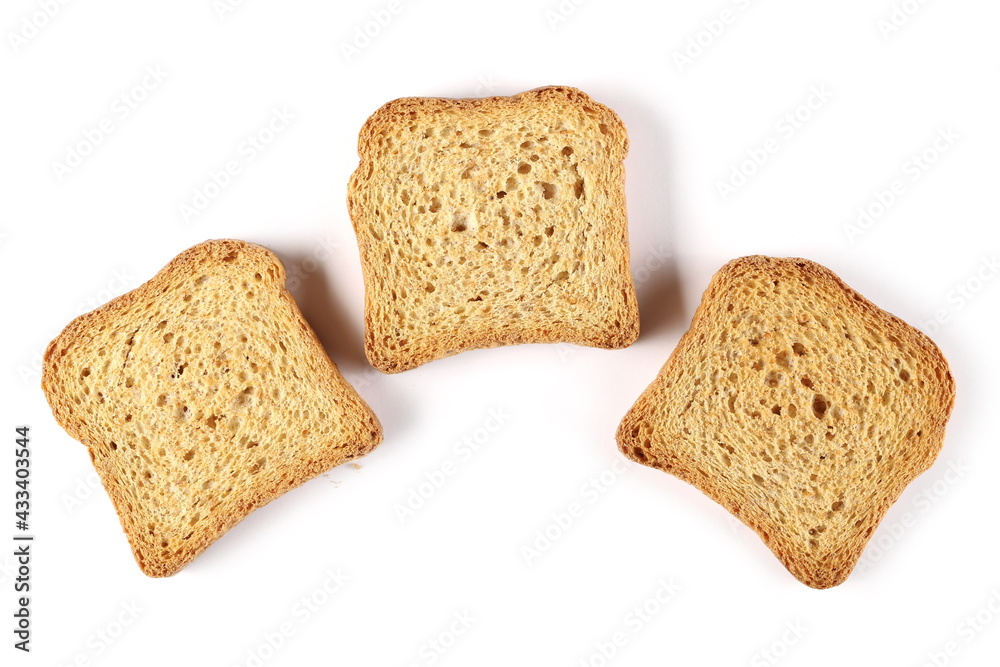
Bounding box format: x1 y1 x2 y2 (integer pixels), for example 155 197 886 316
348 85 639 372
617 256 955 588
42 239 383 576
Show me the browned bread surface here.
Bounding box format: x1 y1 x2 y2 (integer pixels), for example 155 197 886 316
348 85 639 373
617 256 955 588
42 239 383 577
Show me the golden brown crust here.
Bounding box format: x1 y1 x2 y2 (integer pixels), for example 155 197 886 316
348 86 638 373
42 239 383 577
617 256 955 588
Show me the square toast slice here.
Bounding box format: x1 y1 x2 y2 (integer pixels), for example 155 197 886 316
348 86 639 372
617 256 955 588
42 240 383 576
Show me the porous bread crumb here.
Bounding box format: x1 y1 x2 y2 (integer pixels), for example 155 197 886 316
41 239 383 577
348 85 639 373
617 256 956 588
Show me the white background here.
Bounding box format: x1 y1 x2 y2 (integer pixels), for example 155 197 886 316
2 1 999 665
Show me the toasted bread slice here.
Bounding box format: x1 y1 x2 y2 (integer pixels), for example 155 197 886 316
617 256 955 588
348 85 639 373
42 240 383 577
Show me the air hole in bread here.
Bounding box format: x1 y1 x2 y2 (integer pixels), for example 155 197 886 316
812 395 828 418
